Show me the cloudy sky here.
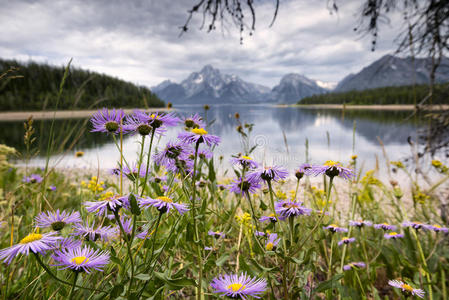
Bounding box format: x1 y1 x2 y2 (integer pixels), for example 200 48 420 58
0 0 403 88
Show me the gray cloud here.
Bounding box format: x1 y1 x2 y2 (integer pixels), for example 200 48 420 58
0 0 402 88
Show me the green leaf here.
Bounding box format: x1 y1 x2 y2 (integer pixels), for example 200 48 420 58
110 283 124 299
186 222 194 242
135 273 151 281
314 274 344 293
216 254 229 267
129 194 141 215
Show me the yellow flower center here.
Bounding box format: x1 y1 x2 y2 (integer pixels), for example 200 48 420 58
433 224 441 228
283 203 299 209
324 160 340 167
192 128 208 135
150 114 160 119
401 284 414 292
269 213 276 217
389 232 398 236
157 196 173 203
241 155 251 160
71 256 89 265
329 224 338 227
342 237 349 240
228 283 246 292
20 233 43 244
382 223 389 226
266 242 274 251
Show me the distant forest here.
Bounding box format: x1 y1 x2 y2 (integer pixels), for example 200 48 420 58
0 58 164 111
300 84 449 105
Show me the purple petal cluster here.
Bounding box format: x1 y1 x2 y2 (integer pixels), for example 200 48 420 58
182 113 205 129
265 233 280 251
343 262 366 271
208 230 225 239
211 273 267 299
349 220 373 228
374 223 397 231
323 224 348 233
35 209 81 231
178 128 220 147
308 161 354 180
23 174 43 184
90 108 127 134
275 200 312 220
248 165 288 182
83 194 130 216
52 245 110 273
338 237 356 246
388 280 425 298
0 232 61 264
139 196 189 215
230 155 259 169
259 214 278 223
384 232 404 239
227 175 261 196
72 222 118 242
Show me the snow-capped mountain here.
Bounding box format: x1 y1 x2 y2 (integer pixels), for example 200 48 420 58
153 65 271 104
335 54 449 92
270 73 327 104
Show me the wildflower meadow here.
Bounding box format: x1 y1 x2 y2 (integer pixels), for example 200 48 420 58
0 107 448 300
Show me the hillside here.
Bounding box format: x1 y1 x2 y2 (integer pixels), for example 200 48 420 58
0 59 164 111
300 84 449 105
335 55 449 92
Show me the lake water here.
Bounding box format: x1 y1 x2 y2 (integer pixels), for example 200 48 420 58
0 105 429 176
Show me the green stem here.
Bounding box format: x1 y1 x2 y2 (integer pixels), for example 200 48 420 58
113 211 134 297
146 211 163 264
267 180 275 213
69 272 79 300
136 135 146 192
141 129 156 197
340 193 357 272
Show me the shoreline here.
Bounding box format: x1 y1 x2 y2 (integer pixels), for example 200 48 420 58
0 107 172 121
281 104 449 110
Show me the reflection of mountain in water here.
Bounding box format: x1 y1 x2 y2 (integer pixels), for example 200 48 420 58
270 108 421 145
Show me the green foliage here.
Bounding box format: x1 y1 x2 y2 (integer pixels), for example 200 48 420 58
0 58 164 110
300 84 449 105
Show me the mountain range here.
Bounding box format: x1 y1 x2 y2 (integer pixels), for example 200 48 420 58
152 55 449 104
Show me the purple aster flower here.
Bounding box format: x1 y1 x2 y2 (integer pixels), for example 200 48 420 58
230 155 259 169
388 280 425 298
295 163 312 180
402 221 426 230
166 155 194 174
309 160 354 180
23 174 43 184
129 110 179 135
343 262 366 271
35 209 82 231
50 237 83 251
52 245 110 273
208 230 225 239
265 233 280 251
384 232 404 239
349 220 373 228
275 200 312 220
178 128 220 147
248 165 288 182
374 223 397 231
90 108 127 134
259 214 278 223
182 113 205 129
323 224 348 233
139 196 189 215
83 194 130 216
154 141 188 167
338 237 356 246
227 175 261 196
72 222 118 242
204 246 215 251
121 162 149 180
124 111 154 136
196 148 213 160
255 231 266 237
424 224 449 233
0 232 60 264
211 273 267 299
48 185 57 191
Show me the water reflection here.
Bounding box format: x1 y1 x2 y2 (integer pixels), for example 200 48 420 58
0 105 423 173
